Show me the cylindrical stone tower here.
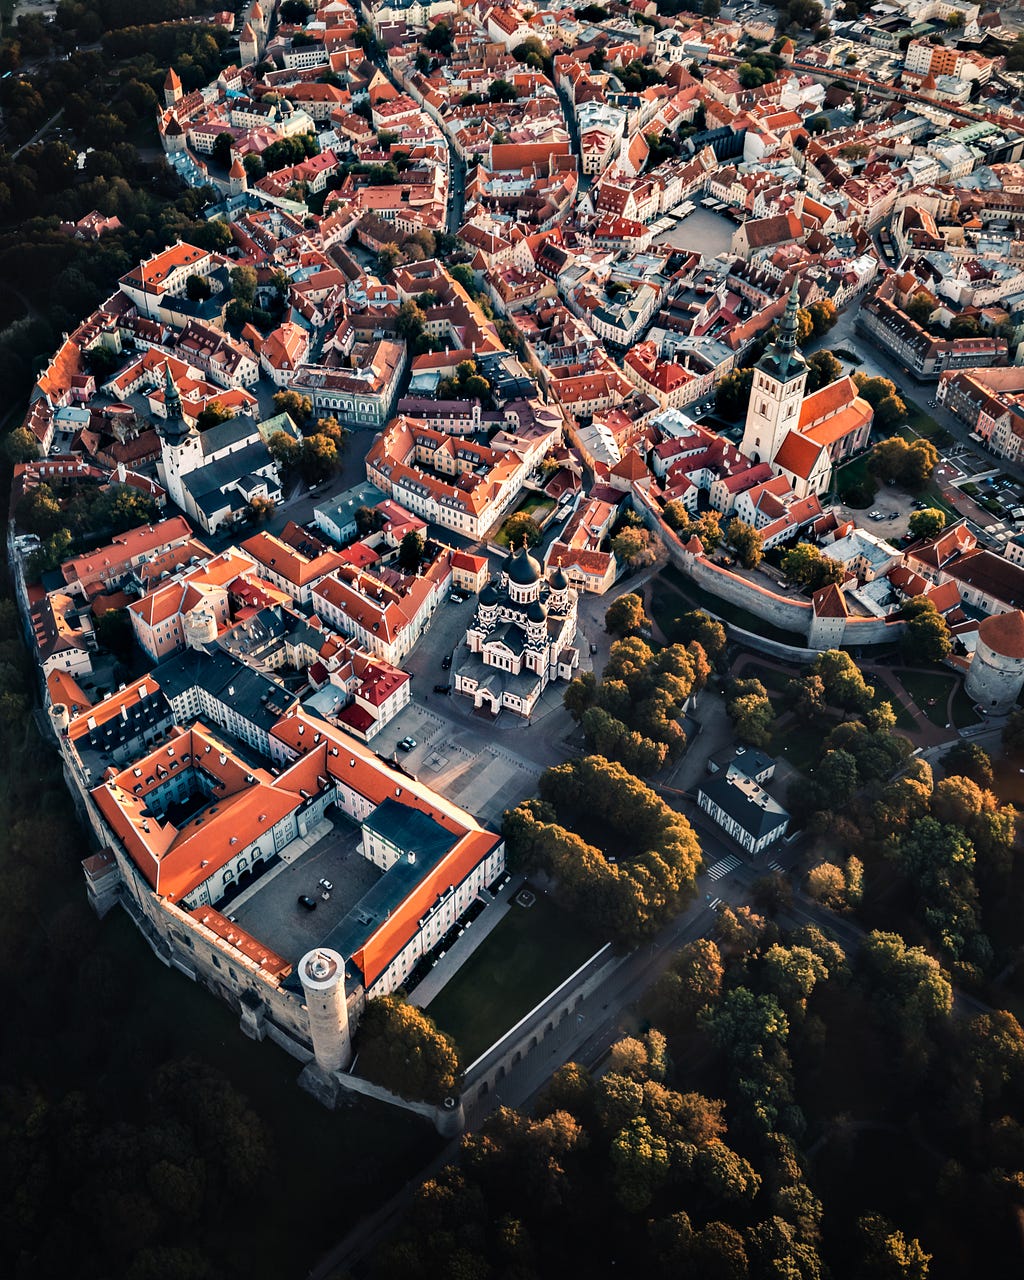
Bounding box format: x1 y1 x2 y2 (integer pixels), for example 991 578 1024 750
966 610 1024 715
299 948 352 1074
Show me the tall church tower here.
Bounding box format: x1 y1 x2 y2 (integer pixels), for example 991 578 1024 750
156 362 201 510
740 280 808 466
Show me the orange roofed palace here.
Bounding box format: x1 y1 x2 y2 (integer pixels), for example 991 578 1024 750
63 703 504 1106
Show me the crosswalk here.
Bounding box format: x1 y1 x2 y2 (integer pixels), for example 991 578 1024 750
708 896 722 911
707 855 741 881
767 860 785 873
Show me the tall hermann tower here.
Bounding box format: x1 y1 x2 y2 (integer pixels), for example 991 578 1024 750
740 279 808 465
299 947 352 1074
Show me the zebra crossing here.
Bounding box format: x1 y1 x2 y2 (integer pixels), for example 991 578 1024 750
708 897 722 911
767 860 785 873
706 855 741 881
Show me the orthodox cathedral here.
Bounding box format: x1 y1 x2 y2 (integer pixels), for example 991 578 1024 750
454 544 579 718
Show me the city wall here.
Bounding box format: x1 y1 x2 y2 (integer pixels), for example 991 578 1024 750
632 487 905 650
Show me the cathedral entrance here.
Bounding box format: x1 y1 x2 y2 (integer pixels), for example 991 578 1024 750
474 690 500 717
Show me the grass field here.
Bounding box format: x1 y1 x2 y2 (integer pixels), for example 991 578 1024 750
890 667 957 727
495 494 555 546
426 890 603 1064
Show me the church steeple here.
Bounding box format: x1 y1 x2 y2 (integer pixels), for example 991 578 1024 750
775 278 801 375
158 361 191 445
754 276 807 385
740 278 809 466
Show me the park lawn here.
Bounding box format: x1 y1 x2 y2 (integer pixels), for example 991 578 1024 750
890 668 957 727
495 494 555 546
737 661 797 696
902 397 942 440
772 718 822 772
950 682 983 730
425 890 603 1065
833 452 873 507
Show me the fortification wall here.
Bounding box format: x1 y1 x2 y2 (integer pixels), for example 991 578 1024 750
633 486 906 649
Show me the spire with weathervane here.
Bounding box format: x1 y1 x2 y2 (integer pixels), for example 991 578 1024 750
158 360 191 445
739 276 809 465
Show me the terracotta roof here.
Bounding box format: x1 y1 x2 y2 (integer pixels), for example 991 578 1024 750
812 583 848 618
773 431 825 481
977 609 1024 659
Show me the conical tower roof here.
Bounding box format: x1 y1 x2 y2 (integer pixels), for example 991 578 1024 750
159 361 191 444
757 278 806 383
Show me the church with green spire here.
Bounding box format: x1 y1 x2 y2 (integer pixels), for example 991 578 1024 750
739 279 873 500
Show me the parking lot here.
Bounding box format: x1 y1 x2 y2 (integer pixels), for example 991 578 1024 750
230 814 381 963
372 698 543 828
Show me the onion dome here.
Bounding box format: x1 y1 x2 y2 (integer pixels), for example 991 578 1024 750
507 543 541 585
479 583 499 607
549 563 569 591
527 600 548 623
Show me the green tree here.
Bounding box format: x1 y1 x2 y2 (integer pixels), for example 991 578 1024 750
185 274 211 301
809 649 875 712
247 495 275 523
670 610 727 660
398 530 424 572
853 375 899 408
805 349 843 393
195 400 233 432
781 542 844 591
272 390 312 423
727 680 774 748
357 995 461 1103
905 292 934 328
715 368 754 420
900 596 951 663
605 592 647 637
377 244 402 277
858 930 953 1039
875 394 908 433
299 434 338 485
95 608 134 660
612 526 656 568
856 1214 931 1280
808 299 838 335
943 742 993 789
663 507 722 551
266 429 300 471
503 511 541 547
908 508 946 540
229 265 257 305
3 426 39 463
355 505 384 537
725 519 763 569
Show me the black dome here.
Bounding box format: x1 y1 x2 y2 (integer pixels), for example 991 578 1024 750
507 544 541 585
527 599 547 622
479 583 499 606
549 564 568 591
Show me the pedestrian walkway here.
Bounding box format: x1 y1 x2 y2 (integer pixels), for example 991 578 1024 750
707 854 741 881
409 887 513 1008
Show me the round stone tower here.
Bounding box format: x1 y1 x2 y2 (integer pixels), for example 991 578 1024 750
299 947 352 1074
966 610 1024 714
50 702 70 736
184 605 218 650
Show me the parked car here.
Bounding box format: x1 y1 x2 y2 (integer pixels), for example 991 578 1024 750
319 878 333 891
397 736 417 751
433 684 451 694
297 894 317 911
441 654 452 670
